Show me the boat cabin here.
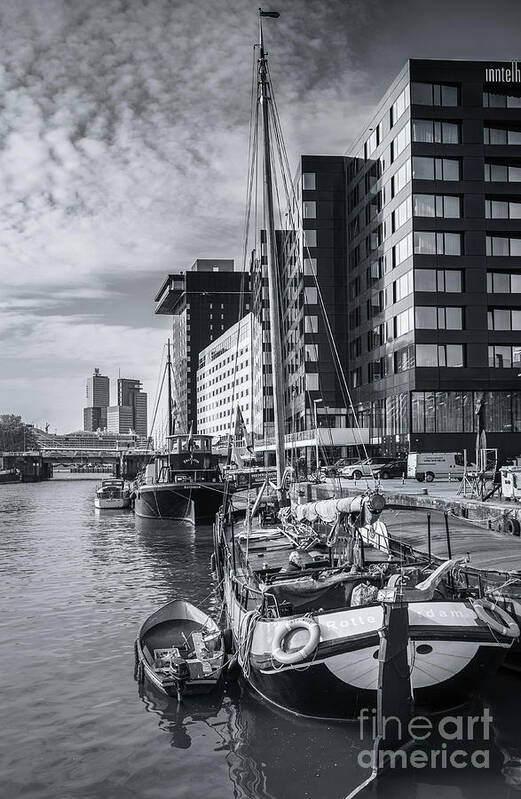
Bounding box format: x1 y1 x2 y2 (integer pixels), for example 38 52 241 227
153 434 221 484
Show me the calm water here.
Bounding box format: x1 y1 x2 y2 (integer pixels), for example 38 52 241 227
2 478 521 799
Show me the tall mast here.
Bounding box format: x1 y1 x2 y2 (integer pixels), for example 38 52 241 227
258 9 288 506
167 338 174 437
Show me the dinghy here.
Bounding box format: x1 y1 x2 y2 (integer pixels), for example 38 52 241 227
135 600 226 699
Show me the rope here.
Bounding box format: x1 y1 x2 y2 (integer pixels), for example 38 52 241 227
237 608 262 679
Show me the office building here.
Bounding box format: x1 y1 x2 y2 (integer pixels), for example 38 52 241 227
343 58 521 459
197 313 254 439
83 368 109 431
110 378 148 437
155 259 250 434
107 405 134 435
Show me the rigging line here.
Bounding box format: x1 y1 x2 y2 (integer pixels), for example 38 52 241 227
147 343 167 454
147 358 168 462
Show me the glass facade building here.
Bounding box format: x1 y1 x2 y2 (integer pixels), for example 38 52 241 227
343 59 521 458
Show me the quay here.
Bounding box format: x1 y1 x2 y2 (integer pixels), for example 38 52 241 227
300 477 521 573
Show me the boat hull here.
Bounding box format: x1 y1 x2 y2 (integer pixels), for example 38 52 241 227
222 579 511 720
134 482 224 523
94 497 130 509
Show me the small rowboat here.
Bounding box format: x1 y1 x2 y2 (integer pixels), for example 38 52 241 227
135 600 226 699
94 479 130 509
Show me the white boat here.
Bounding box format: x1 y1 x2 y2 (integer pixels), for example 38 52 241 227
94 478 130 509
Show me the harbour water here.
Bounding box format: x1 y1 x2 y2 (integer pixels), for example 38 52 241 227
2 478 521 799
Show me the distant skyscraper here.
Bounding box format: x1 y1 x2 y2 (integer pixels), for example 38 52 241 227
84 368 109 431
107 377 147 435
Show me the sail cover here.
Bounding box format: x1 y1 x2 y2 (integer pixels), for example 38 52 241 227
294 497 355 523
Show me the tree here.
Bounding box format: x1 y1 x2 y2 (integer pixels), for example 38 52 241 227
0 415 39 451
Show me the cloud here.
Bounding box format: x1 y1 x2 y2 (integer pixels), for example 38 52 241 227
2 0 521 430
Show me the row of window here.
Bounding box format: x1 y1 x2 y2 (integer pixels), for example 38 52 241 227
351 343 465 386
411 391 521 434
484 126 521 145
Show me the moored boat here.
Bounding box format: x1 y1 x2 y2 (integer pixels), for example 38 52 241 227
135 599 226 699
94 478 130 509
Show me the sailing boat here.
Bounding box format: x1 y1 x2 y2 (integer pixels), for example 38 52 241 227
134 341 225 523
213 9 518 720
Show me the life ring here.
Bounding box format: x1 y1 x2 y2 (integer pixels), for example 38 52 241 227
272 617 320 665
471 598 520 639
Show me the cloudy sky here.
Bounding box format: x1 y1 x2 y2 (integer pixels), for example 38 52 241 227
1 0 520 433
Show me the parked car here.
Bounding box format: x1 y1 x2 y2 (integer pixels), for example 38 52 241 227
320 457 359 477
372 460 407 479
339 457 395 480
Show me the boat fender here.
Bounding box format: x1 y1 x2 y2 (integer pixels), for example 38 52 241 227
272 617 320 665
471 598 520 639
210 553 217 578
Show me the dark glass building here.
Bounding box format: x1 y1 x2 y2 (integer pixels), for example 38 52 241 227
155 259 250 433
345 58 521 459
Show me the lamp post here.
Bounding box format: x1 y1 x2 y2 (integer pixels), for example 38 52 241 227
313 398 323 471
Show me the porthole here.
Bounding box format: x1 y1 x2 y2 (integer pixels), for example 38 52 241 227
416 644 433 655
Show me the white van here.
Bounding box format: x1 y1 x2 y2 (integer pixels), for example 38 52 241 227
407 452 465 482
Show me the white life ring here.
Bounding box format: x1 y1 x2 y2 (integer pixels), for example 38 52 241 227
272 617 320 665
471 598 520 639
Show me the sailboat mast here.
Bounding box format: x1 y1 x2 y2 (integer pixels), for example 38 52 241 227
258 10 288 506
167 338 174 438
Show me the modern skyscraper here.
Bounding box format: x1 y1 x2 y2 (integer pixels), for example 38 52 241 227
107 378 147 436
84 368 109 431
155 259 250 433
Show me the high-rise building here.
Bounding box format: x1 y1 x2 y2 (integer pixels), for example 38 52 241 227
107 377 147 436
84 368 109 431
197 313 254 439
155 259 250 433
343 58 521 459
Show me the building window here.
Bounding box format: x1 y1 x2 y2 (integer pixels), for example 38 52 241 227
415 268 462 292
304 315 318 333
365 125 380 158
483 91 521 108
412 391 474 433
416 343 465 367
303 257 317 275
412 120 460 144
394 345 415 373
305 345 318 361
394 270 413 302
486 235 521 256
484 126 521 145
392 160 411 196
391 123 411 161
390 86 409 126
414 231 462 255
306 373 319 390
489 345 521 368
415 306 463 329
350 368 362 388
304 287 318 305
413 194 461 218
487 272 521 293
411 82 459 106
302 173 316 190
302 201 316 219
392 196 412 231
488 308 521 330
412 156 460 181
393 232 413 266
485 162 521 182
395 307 414 337
486 199 521 219
303 229 317 247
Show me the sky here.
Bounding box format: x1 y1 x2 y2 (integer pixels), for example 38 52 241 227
1 0 521 433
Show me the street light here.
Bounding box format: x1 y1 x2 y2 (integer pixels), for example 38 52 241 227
313 398 323 471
